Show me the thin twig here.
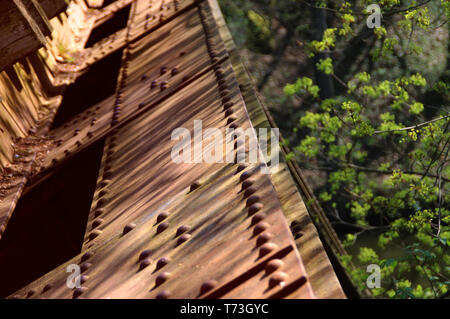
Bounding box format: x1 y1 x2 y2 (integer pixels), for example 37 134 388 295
374 114 450 134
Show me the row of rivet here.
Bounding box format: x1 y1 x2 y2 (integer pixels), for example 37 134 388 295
132 209 193 299
191 164 287 297
241 166 290 289
86 129 119 241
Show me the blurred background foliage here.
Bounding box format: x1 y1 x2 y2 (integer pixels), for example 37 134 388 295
218 0 450 298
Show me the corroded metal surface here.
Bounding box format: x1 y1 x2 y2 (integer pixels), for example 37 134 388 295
2 0 344 299
205 0 346 298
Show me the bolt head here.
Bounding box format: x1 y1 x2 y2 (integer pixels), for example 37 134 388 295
123 223 137 235
200 280 218 295
265 259 284 274
157 222 169 234
155 272 171 287
259 243 278 258
256 232 274 246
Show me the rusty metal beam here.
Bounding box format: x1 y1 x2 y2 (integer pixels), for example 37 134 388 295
2 0 343 299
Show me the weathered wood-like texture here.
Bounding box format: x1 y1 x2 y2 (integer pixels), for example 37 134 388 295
205 0 346 299
8 0 316 299
0 0 68 72
2 0 344 299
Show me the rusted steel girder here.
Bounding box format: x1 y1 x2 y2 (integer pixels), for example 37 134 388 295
2 0 345 299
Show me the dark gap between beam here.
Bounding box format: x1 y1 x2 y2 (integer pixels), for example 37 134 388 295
0 139 105 298
84 4 131 48
101 0 119 8
50 48 124 129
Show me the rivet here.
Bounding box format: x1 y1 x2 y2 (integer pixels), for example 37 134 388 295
220 90 230 97
179 52 186 57
156 212 169 223
253 222 270 236
222 96 231 104
294 232 304 240
97 189 107 198
244 186 257 198
141 75 148 81
224 109 234 117
240 170 252 181
171 68 178 76
151 80 158 89
242 179 255 190
248 203 263 216
123 223 136 235
182 75 190 82
91 218 104 229
176 233 191 246
223 102 233 110
42 284 52 292
236 164 247 173
257 232 274 246
26 290 36 298
139 258 152 270
139 102 145 109
156 257 170 270
139 250 152 261
99 179 111 188
227 117 236 125
269 272 288 288
157 222 169 234
265 259 284 274
96 199 107 208
89 229 102 240
259 243 278 258
246 195 261 207
200 280 218 294
81 251 94 262
156 290 171 299
80 275 89 284
94 209 104 217
292 225 302 233
80 262 92 273
190 181 200 192
176 225 191 237
160 66 167 75
155 272 171 287
73 287 87 299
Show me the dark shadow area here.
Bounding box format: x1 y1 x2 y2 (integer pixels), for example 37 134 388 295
101 0 119 8
0 139 105 298
50 48 123 129
85 4 131 48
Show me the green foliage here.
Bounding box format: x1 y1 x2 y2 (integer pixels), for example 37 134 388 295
220 0 450 299
281 0 450 299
